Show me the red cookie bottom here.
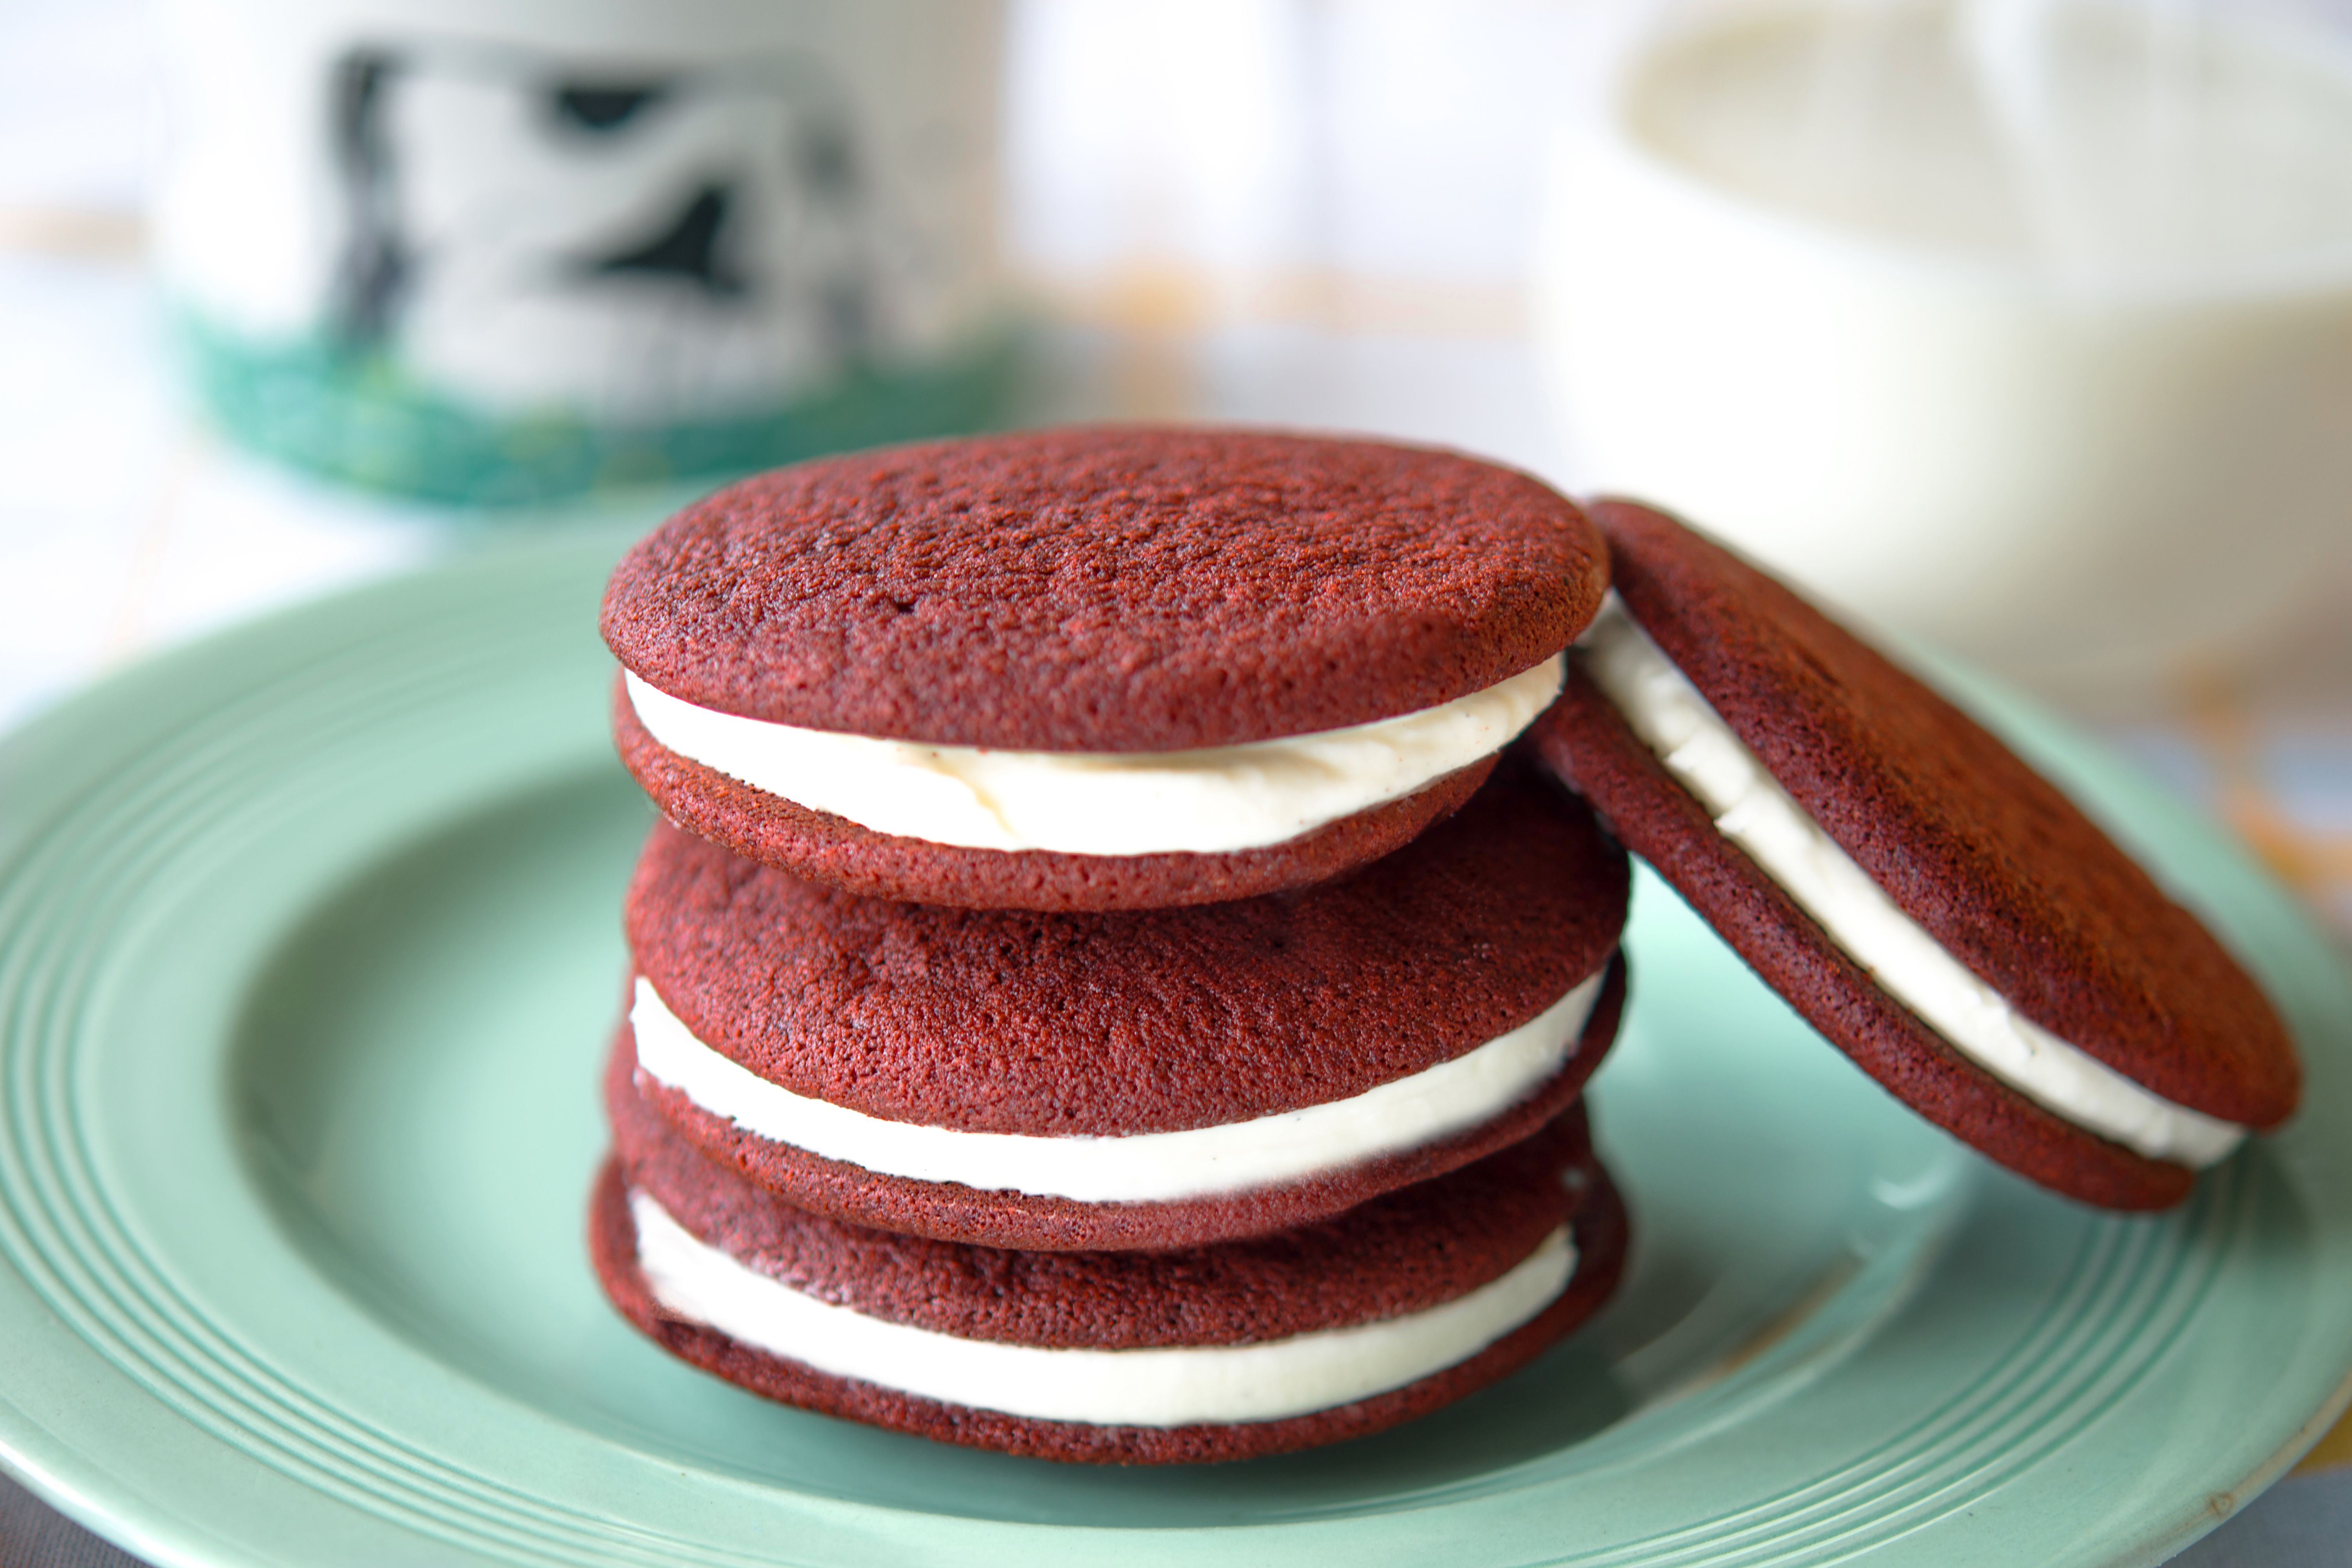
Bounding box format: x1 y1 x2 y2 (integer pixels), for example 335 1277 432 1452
586 1156 1629 1466
615 679 1498 911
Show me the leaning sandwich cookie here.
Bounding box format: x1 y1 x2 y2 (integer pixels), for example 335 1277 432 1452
1526 499 2299 1210
601 427 1608 910
592 1067 1628 1465
619 763 1630 1250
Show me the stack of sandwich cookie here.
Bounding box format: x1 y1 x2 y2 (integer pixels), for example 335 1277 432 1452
590 428 1633 1462
1527 499 2300 1211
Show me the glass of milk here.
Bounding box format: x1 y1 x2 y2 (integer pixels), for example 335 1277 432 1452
1536 0 2352 698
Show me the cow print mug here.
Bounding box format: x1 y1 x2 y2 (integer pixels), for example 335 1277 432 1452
156 0 1013 506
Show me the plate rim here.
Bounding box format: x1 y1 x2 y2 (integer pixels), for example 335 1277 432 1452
3 534 2350 1568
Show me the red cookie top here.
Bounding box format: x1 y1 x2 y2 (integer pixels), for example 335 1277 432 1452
1589 499 2298 1128
601 426 1606 750
611 1058 1597 1350
626 763 1629 1136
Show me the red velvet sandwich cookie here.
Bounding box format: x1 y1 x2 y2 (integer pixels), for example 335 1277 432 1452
602 426 1608 910
1526 499 2300 1210
621 762 1630 1250
592 1072 1628 1465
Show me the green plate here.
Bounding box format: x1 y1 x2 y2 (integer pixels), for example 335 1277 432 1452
2 537 2349 1568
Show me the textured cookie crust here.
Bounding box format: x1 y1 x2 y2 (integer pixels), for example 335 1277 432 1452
588 1132 1629 1463
1575 499 2296 1131
615 954 1626 1250
615 684 1499 910
1530 672 2189 1209
600 426 1607 751
625 763 1629 1135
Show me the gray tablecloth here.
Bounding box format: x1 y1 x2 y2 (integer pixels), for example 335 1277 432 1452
7 1463 2349 1566
1 1478 147 1568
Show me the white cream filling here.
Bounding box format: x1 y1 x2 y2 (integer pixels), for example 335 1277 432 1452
630 968 1606 1203
1579 598 2244 1167
630 1187 1575 1426
622 657 1565 857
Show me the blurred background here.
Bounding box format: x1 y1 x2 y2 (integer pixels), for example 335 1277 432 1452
14 0 2352 931
4 0 2352 1560
3 0 2351 888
